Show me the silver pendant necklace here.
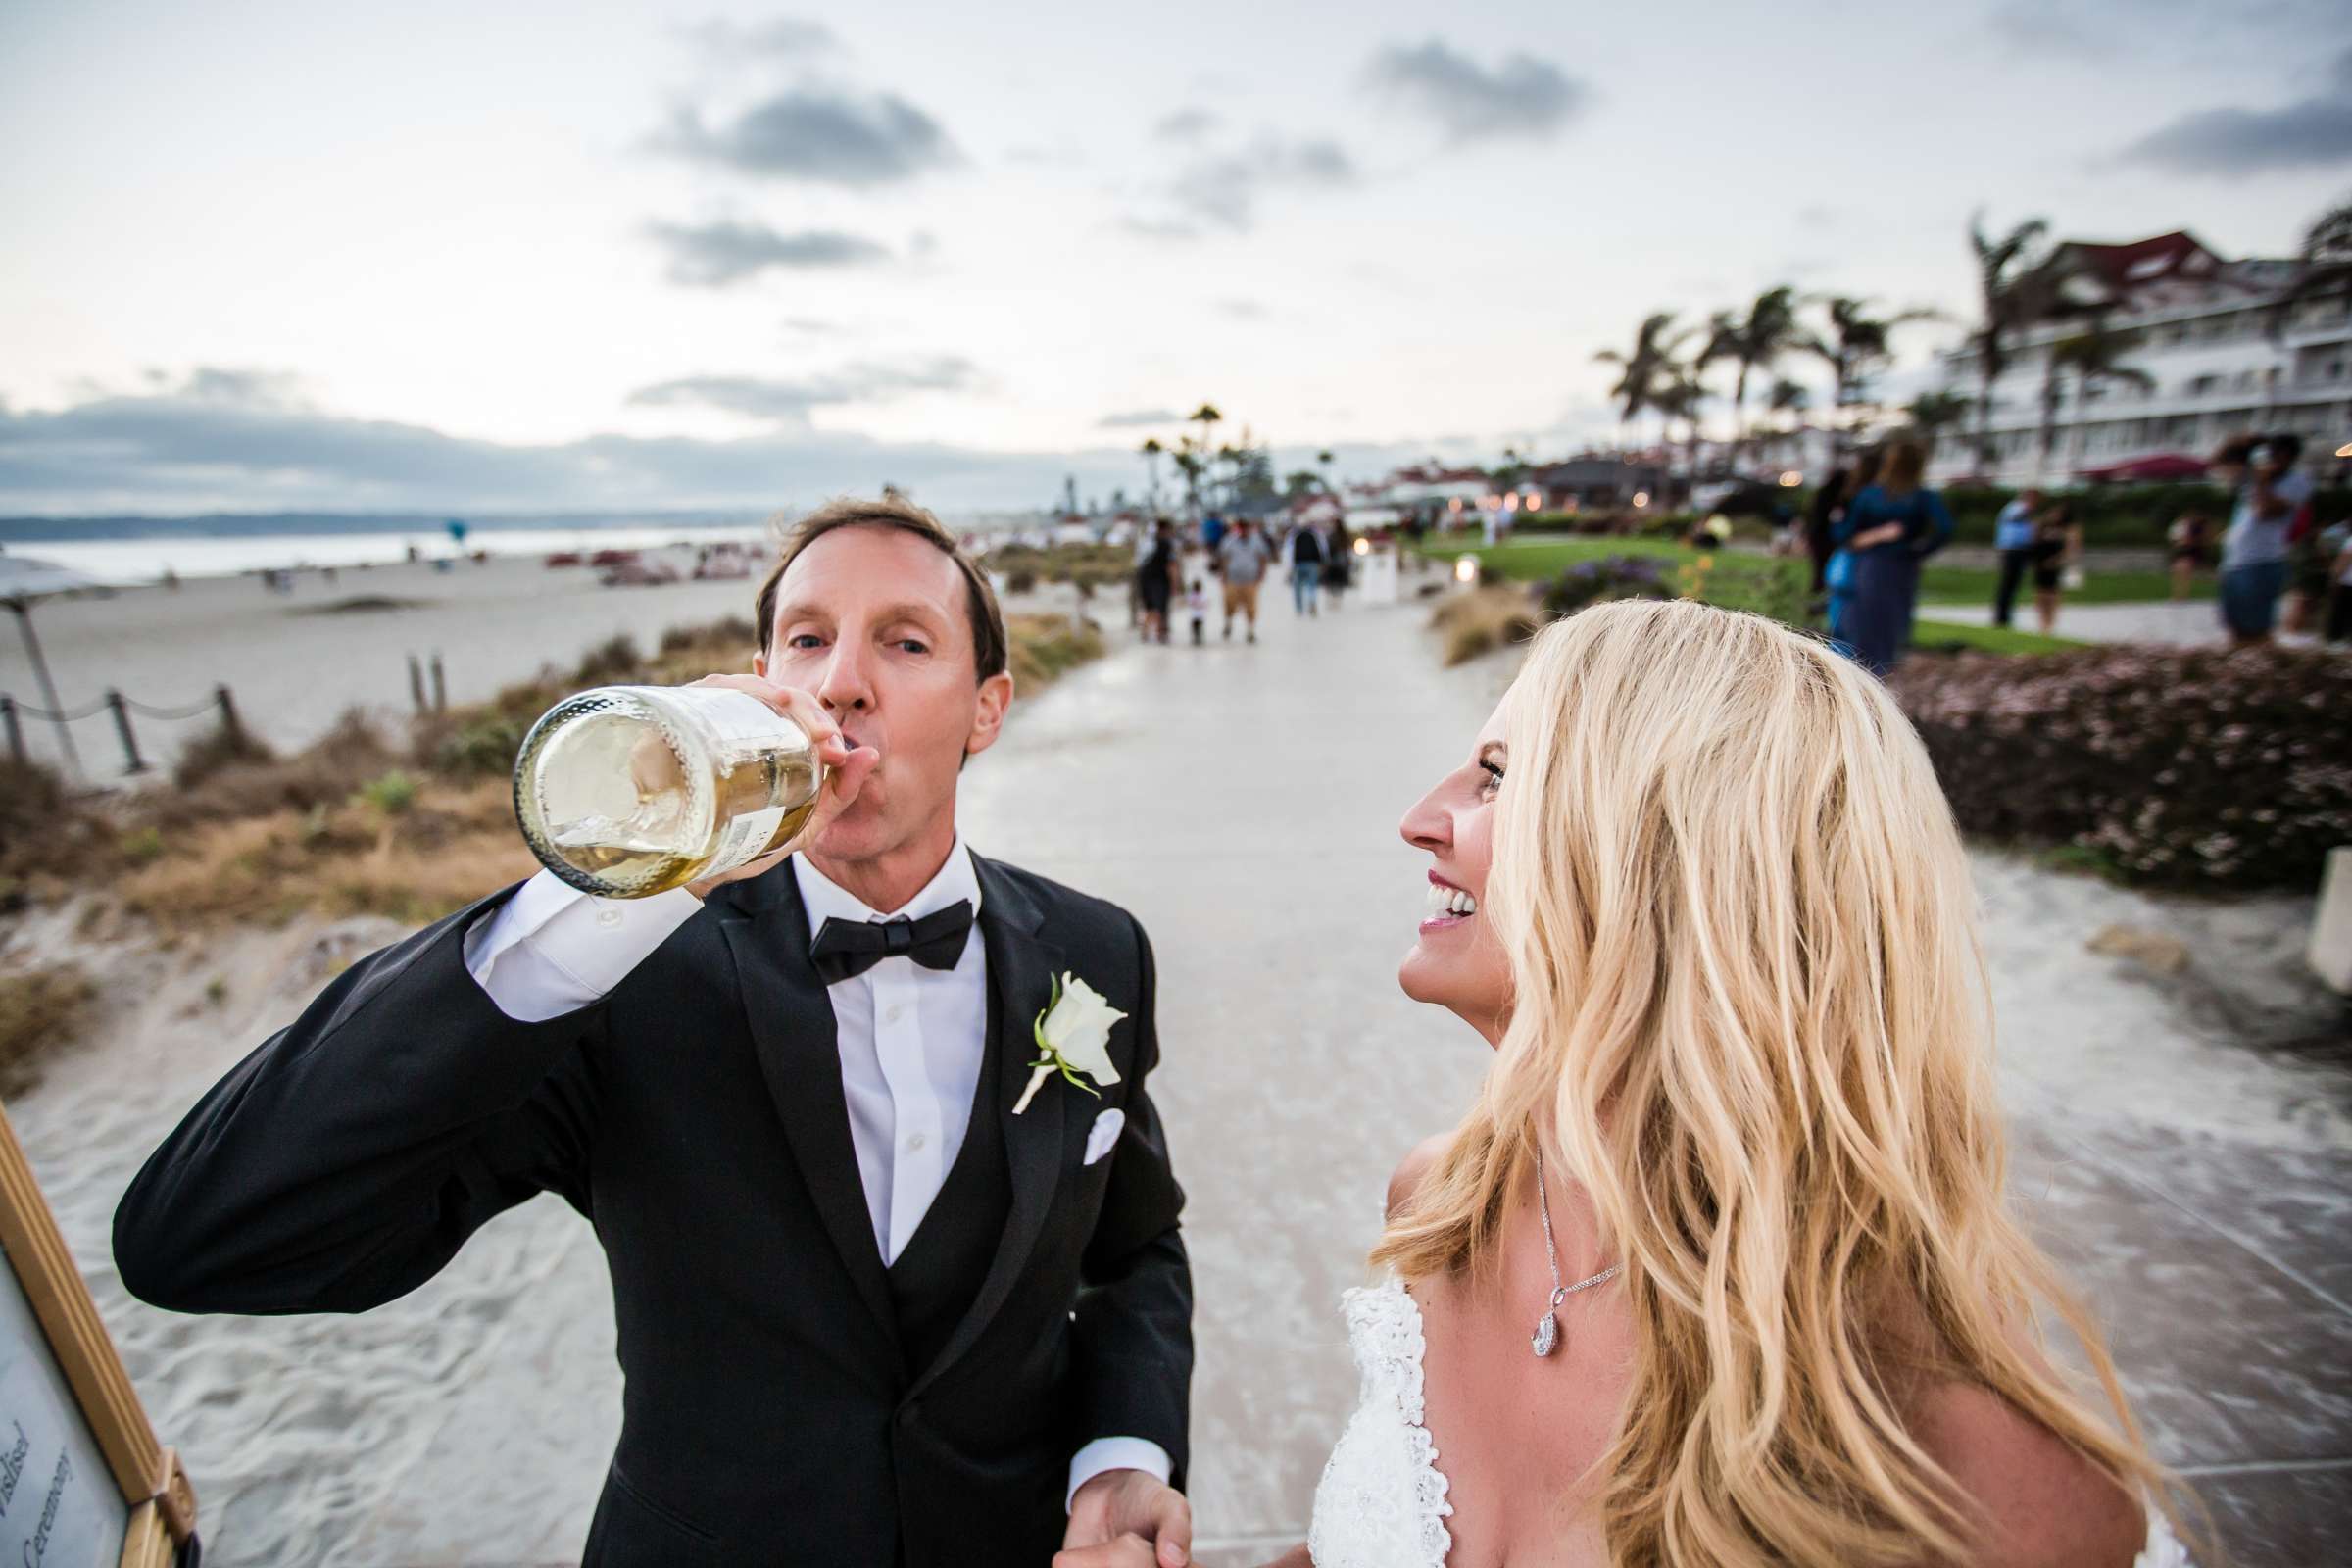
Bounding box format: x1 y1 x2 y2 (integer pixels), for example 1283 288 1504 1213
1532 1150 1621 1357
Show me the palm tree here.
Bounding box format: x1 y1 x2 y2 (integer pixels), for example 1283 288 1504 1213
1650 371 1709 486
1188 404 1222 514
1594 312 1690 456
2036 317 2154 480
1759 377 1811 470
1172 443 1206 517
1905 390 1973 456
1138 437 1165 509
1316 448 1336 495
1802 295 1944 457
2276 190 2352 339
1715 286 1803 468
1968 211 2051 471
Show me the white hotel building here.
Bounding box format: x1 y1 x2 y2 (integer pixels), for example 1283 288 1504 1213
1928 230 2352 486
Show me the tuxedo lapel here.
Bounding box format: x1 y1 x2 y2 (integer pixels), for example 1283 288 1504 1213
714 868 901 1350
908 856 1074 1400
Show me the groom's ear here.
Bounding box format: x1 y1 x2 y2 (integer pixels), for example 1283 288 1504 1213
964 670 1014 763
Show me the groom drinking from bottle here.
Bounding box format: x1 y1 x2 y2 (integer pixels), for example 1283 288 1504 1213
115 497 1197 1568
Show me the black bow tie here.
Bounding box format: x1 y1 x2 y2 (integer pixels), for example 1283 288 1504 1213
809 901 976 984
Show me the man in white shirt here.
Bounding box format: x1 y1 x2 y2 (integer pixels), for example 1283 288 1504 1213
117 498 1196 1568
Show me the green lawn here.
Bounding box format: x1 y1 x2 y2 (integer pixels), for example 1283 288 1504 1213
1413 538 2088 655
1421 536 2202 610
1917 565 2209 606
1910 619 2086 655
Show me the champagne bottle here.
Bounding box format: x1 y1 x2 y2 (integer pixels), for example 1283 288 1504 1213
513 685 825 898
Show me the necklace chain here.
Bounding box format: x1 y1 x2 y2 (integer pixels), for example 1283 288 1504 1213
1532 1150 1620 1356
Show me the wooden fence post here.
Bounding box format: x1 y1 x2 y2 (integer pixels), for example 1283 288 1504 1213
105 691 149 775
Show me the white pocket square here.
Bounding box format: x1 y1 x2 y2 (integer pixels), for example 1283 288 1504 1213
1082 1107 1125 1166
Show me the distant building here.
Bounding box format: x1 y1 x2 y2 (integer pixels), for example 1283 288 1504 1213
1929 229 2352 486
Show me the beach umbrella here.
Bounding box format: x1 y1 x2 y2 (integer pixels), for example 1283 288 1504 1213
0 555 98 778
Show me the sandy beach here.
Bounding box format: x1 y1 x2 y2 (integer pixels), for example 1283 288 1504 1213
0 546 1105 777
4 582 2347 1565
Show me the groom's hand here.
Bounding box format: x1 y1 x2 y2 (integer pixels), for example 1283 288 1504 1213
1062 1469 1191 1568
679 675 879 900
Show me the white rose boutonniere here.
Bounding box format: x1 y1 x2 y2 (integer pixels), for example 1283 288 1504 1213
1012 972 1126 1115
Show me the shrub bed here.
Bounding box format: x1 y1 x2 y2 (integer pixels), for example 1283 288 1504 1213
1889 645 2352 891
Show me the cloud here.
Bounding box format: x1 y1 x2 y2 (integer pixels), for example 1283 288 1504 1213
626 358 978 422
1984 2 2108 60
2116 45 2352 174
1096 409 1183 429
645 219 893 286
1365 39 1586 143
152 367 313 409
1154 108 1219 142
677 16 838 59
0 378 1147 514
657 86 959 186
0 378 1579 514
1215 299 1267 319
1146 134 1356 234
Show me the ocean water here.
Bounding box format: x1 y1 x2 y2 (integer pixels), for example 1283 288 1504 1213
7 525 781 585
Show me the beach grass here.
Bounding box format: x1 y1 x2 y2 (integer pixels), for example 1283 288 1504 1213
0 961 96 1098
10 612 1109 931
1429 588 1544 666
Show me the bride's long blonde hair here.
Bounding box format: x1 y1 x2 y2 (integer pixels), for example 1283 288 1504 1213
1373 600 2191 1566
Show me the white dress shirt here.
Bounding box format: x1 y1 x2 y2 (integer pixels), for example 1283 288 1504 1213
461 841 1169 1506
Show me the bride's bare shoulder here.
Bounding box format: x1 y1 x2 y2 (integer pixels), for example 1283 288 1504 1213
1385 1133 1454 1219
1908 1380 2148 1568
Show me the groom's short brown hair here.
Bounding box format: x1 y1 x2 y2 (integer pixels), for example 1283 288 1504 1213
754 496 1008 682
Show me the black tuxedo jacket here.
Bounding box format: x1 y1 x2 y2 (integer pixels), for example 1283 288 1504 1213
114 854 1193 1567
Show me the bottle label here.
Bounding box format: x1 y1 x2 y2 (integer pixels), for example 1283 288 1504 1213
707 804 788 875
690 688 804 876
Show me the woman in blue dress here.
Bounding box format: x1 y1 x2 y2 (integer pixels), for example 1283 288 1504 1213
1817 447 1882 642
1832 438 1954 675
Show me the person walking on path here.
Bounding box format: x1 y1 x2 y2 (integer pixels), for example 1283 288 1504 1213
1831 439 1954 676
1287 521 1327 617
1991 486 2042 627
2167 509 2213 601
2030 500 2083 637
1137 519 1180 646
1217 517 1274 643
2323 518 2352 645
2211 433 2310 647
1322 519 1356 611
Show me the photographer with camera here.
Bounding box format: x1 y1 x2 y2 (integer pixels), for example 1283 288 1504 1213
2209 432 2311 647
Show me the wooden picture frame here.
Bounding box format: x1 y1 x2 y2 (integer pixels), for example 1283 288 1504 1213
0 1100 196 1567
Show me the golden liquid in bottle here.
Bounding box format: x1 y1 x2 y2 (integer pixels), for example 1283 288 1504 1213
516 687 824 897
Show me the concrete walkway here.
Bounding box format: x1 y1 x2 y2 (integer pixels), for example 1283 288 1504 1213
21 569 2348 1565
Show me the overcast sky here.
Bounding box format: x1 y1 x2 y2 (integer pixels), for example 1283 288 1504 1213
3 0 2349 515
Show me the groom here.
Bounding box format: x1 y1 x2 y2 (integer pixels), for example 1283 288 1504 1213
114 498 1195 1567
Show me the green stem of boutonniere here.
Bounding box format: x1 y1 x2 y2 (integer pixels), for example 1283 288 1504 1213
1012 973 1107 1114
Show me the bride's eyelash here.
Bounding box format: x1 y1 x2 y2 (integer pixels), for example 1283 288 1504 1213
1479 760 1505 794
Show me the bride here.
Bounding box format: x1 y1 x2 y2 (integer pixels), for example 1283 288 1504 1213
1282 602 2194 1567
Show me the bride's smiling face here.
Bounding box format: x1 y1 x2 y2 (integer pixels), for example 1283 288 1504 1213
1397 701 1511 1045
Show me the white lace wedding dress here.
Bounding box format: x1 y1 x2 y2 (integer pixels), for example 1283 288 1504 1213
1308 1278 2192 1568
